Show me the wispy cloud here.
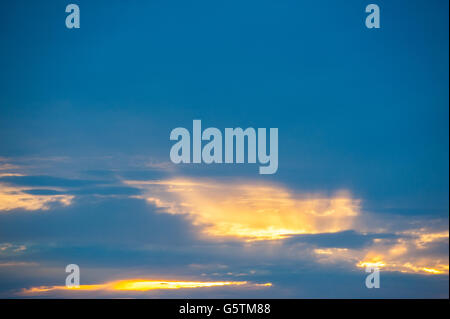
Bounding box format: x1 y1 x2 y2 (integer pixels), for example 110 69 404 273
0 163 20 170
0 243 27 253
0 261 38 267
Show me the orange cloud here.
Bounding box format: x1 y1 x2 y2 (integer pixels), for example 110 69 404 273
125 178 360 241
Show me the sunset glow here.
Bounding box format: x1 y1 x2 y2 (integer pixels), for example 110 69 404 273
20 279 267 295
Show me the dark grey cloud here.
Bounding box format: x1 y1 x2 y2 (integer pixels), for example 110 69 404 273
0 175 102 188
282 230 398 249
0 197 196 247
23 186 141 196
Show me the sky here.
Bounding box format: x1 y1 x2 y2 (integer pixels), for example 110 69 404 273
0 0 448 298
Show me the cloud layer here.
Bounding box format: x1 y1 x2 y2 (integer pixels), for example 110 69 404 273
0 157 448 298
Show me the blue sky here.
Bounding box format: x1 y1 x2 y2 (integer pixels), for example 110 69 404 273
0 0 448 298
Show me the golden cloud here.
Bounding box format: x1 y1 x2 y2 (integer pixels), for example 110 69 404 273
358 229 449 275
313 229 449 275
125 178 360 240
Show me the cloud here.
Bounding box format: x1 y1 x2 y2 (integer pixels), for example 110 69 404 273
283 230 397 249
0 184 73 211
0 158 20 171
0 173 110 211
355 229 449 275
0 262 38 267
0 196 197 248
19 278 270 296
310 228 449 275
0 243 27 253
0 170 142 211
125 178 360 241
0 164 19 170
124 177 448 276
0 175 101 188
0 163 447 299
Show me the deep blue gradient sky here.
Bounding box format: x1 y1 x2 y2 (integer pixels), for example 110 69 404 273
0 0 448 298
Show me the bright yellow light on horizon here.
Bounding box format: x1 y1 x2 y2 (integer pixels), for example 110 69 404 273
111 279 247 291
20 279 270 295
